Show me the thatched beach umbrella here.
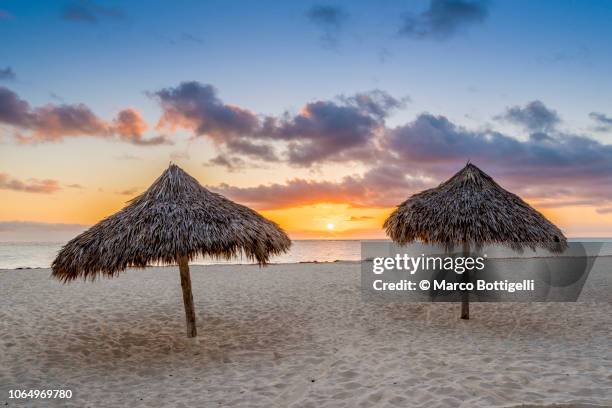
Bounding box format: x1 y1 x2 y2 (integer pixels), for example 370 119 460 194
384 163 567 319
52 164 291 337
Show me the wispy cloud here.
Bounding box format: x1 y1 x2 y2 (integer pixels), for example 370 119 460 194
589 112 612 132
399 0 489 40
0 67 16 81
0 173 61 194
496 100 560 133
537 46 590 65
348 215 375 221
61 0 124 23
157 32 205 46
305 5 348 49
116 187 139 196
204 155 248 172
178 32 204 45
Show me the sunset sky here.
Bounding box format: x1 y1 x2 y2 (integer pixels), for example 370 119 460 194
2 0 612 241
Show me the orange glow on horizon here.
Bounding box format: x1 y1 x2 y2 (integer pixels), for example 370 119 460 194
260 203 391 239
2 186 612 239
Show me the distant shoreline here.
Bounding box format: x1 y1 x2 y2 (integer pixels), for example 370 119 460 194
3 240 612 270
4 254 612 272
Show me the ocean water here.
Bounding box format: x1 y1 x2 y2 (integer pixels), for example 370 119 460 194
0 240 363 269
1 239 611 269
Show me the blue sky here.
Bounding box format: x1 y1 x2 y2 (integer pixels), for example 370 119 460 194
2 0 612 133
3 0 612 239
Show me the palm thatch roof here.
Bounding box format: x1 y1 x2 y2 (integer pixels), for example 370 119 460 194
384 163 567 253
52 164 291 281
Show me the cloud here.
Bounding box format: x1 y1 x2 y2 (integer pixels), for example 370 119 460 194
399 0 489 40
348 216 375 221
210 165 427 210
113 108 147 139
596 207 612 215
225 139 278 161
61 0 124 23
305 5 348 49
153 81 612 212
0 173 61 194
66 183 84 189
0 87 165 145
339 90 409 120
262 90 404 165
204 155 249 172
267 100 381 165
116 187 139 196
154 81 403 165
386 114 517 166
157 32 205 46
497 100 560 132
387 113 612 177
154 82 259 139
113 108 170 145
179 32 204 45
0 87 31 127
212 104 612 213
538 46 590 65
0 67 16 81
385 112 612 211
0 86 109 138
25 104 110 141
306 5 346 28
589 112 612 132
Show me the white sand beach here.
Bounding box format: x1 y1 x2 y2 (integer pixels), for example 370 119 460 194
1 261 611 408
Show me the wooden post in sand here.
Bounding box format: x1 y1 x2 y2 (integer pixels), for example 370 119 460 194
460 242 470 320
50 164 290 339
178 256 197 337
382 164 568 322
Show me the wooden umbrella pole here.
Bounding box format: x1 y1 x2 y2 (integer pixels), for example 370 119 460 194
178 256 197 337
460 242 470 320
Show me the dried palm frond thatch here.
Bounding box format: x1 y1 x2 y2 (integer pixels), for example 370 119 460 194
384 163 567 319
52 164 291 337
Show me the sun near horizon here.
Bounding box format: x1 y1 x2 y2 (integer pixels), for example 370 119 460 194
2 0 612 241
2 162 612 241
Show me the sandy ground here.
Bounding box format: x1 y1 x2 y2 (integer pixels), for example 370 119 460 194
0 260 610 408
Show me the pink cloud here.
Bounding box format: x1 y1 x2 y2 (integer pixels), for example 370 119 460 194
0 87 167 146
0 173 61 194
